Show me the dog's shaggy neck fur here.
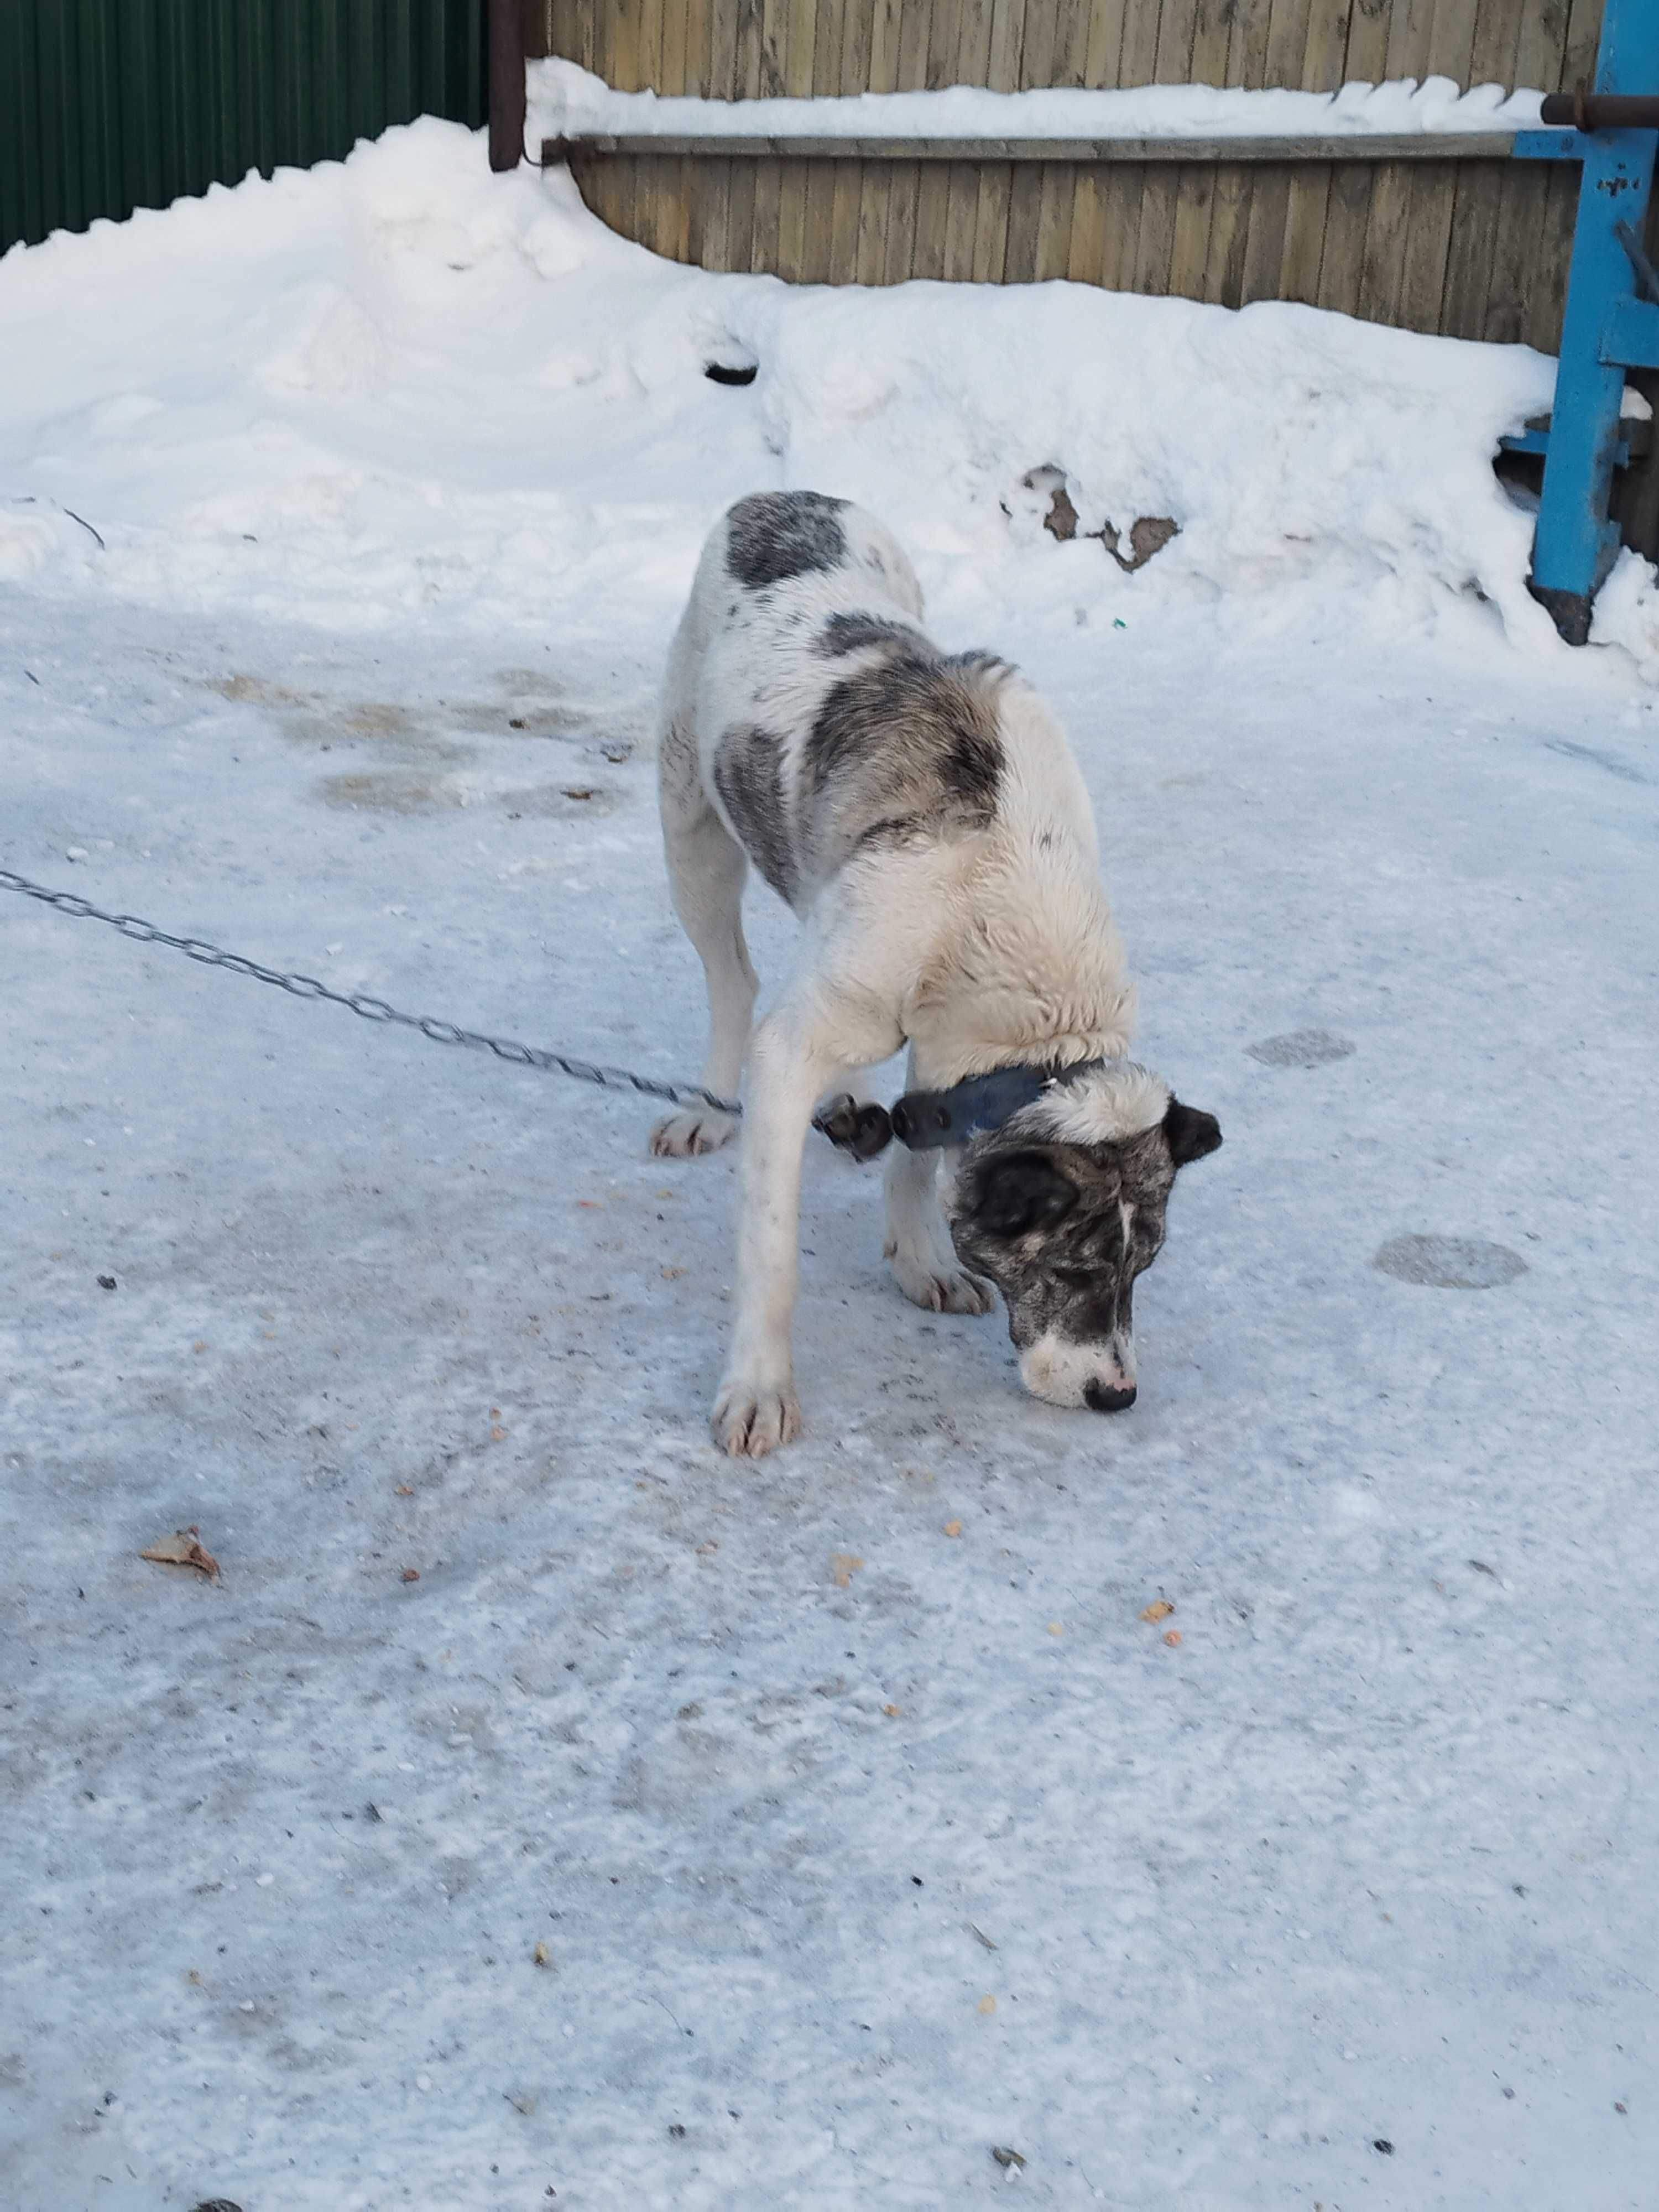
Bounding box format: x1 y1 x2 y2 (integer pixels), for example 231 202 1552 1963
899 678 1138 1091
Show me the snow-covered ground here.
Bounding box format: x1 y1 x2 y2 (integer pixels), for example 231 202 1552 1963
3 119 1658 2212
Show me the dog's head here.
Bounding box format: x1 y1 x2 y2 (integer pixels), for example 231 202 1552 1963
942 1064 1221 1412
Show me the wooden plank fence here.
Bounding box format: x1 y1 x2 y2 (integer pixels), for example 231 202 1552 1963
524 0 1635 349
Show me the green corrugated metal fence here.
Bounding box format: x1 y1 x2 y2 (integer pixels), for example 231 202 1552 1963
0 1 486 257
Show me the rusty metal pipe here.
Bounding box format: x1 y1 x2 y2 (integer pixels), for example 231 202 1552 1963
1539 91 1659 131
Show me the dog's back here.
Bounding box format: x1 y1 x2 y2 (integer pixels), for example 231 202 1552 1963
665 491 1067 912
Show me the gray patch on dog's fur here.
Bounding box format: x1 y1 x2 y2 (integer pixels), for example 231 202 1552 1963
802 637 1008 875
1247 1029 1355 1068
658 713 701 810
1373 1235 1526 1290
816 611 925 657
726 491 849 592
714 723 797 902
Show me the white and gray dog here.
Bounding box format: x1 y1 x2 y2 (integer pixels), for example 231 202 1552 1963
653 491 1221 1457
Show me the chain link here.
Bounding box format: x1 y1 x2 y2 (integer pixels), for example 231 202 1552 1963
0 868 742 1118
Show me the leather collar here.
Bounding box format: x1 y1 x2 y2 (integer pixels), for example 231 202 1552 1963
889 1058 1107 1150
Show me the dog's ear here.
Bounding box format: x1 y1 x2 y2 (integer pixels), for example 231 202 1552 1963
971 1151 1079 1238
1164 1098 1223 1169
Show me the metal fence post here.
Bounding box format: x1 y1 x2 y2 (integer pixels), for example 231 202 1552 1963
488 0 525 170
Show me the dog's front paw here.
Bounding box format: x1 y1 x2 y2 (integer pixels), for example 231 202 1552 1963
650 1107 738 1158
712 1371 802 1458
884 1238 997 1316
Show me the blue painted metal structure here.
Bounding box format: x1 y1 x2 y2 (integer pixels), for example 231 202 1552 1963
1507 0 1659 643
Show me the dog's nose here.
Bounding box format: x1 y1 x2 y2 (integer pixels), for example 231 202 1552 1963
1084 1380 1136 1413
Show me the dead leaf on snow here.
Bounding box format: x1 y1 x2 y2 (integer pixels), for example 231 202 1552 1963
977 1994 998 2015
830 1552 865 1589
140 1527 219 1579
1163 1628 1183 1647
1139 1599 1174 1623
533 1940 551 1968
943 1519 963 1538
991 2145 1027 2168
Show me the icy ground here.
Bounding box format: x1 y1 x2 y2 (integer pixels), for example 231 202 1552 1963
3 118 1659 2212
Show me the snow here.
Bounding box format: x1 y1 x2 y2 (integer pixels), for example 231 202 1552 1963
529 60 1543 146
3 117 1659 2211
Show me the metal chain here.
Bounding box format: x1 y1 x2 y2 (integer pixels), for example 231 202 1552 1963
0 868 742 1118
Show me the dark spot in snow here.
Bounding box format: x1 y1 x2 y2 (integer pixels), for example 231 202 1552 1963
1246 1029 1355 1068
317 770 463 815
97 1275 116 1290
668 2122 687 2139
705 359 758 387
1374 1235 1527 1290
1373 2139 1394 2155
1543 737 1650 785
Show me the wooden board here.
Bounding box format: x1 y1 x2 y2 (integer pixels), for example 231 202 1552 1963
541 132 1527 161
1203 0 1274 304
912 4 956 279
855 0 901 281
1394 158 1460 335
1166 0 1235 304
945 2 997 278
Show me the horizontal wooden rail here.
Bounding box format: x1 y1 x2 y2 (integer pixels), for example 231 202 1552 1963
542 131 1526 166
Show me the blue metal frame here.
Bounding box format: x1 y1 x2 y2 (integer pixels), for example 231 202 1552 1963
1506 0 1659 644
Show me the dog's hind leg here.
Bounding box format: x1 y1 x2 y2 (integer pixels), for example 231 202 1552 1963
883 1057 995 1315
650 733 757 1158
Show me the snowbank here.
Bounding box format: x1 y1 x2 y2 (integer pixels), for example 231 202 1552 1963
2 113 1653 672
529 59 1542 145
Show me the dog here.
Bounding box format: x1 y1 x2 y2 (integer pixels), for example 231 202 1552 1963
652 491 1221 1458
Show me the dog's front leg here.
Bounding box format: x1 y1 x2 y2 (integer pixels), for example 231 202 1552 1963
711 1006 850 1458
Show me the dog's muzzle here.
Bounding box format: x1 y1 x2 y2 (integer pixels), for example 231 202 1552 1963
1018 1331 1138 1412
